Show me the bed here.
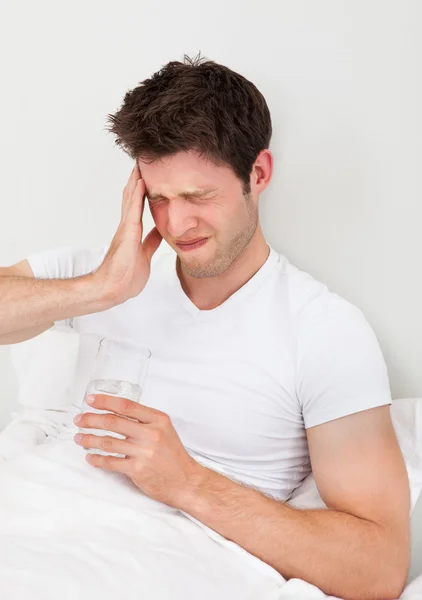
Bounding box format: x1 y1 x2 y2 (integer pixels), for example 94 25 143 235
1 329 421 599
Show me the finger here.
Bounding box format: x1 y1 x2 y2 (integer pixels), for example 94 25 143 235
86 394 166 425
86 451 135 474
126 162 141 196
75 433 137 457
121 163 142 220
125 178 146 227
143 227 163 263
76 411 142 437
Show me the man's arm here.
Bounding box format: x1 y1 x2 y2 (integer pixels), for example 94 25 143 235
177 405 410 600
0 261 108 342
0 162 162 344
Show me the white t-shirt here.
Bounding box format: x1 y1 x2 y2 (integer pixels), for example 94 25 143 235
27 242 392 501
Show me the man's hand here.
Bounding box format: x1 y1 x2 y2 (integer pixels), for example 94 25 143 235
73 394 204 507
94 162 162 306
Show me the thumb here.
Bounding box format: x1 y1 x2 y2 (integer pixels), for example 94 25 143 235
142 227 163 263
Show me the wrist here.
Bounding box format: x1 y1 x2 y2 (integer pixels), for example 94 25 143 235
172 462 212 513
78 273 118 313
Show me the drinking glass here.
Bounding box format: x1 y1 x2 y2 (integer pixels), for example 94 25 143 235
79 336 151 457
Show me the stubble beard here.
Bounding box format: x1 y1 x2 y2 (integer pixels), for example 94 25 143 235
180 195 259 279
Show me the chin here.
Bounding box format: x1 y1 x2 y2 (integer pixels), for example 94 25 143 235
184 256 230 279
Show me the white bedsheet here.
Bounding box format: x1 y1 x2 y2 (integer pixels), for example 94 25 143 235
0 437 420 600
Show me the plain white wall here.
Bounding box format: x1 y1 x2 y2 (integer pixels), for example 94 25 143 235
0 0 421 583
1 0 421 419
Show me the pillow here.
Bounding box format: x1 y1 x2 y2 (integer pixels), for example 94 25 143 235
0 328 80 459
288 398 422 514
9 328 80 410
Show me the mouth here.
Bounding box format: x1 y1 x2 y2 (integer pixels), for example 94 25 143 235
175 237 209 251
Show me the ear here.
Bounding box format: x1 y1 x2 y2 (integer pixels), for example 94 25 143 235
250 149 273 195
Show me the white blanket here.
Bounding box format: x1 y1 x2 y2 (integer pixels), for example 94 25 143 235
0 437 420 600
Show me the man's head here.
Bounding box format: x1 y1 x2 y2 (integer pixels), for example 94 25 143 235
106 54 273 278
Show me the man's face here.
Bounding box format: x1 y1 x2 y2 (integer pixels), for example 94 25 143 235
138 150 259 278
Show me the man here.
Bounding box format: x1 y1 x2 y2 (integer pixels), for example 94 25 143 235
0 55 410 599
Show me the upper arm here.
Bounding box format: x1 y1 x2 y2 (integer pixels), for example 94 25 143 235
0 259 53 344
0 259 35 278
307 405 411 540
294 283 410 587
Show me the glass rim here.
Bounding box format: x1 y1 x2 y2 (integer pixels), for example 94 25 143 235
98 336 151 360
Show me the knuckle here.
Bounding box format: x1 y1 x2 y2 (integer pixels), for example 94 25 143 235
158 413 171 427
149 430 161 444
145 447 155 460
120 398 132 413
134 462 144 475
101 436 114 451
104 414 117 429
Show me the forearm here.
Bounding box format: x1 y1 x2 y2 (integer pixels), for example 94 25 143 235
177 467 406 600
0 273 111 337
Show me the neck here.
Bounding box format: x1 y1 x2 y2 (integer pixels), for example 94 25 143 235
176 226 270 310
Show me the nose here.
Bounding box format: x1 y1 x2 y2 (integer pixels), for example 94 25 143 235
166 199 199 239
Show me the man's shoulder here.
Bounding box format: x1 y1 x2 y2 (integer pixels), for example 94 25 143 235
26 243 110 280
70 244 109 273
276 255 362 325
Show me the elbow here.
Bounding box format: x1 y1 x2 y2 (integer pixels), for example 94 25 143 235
340 572 407 600
368 523 410 600
367 559 409 600
369 580 407 600
383 573 408 600
350 545 409 600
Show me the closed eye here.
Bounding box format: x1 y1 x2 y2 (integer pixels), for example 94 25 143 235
147 188 219 202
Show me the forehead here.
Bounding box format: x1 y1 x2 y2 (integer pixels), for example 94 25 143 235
137 150 237 194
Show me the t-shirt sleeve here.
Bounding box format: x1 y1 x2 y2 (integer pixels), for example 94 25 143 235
26 245 109 333
296 291 392 429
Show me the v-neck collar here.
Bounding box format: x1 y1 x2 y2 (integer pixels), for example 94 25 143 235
167 244 279 321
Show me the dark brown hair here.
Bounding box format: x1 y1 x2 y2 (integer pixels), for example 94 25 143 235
106 53 272 194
